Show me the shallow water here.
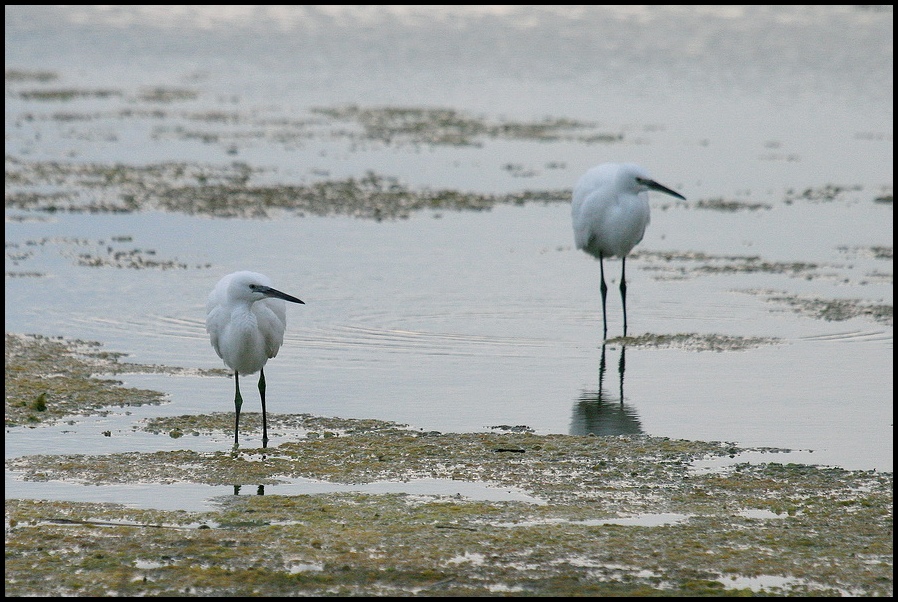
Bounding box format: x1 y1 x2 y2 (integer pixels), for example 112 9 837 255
5 3 893 507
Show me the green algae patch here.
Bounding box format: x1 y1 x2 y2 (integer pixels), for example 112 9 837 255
764 294 893 326
634 250 829 282
4 333 222 427
137 87 199 103
142 412 412 443
692 198 773 212
635 243 889 287
6 156 567 220
609 333 779 352
5 69 59 83
310 105 622 147
16 88 123 101
783 184 864 204
5 102 618 221
155 171 568 220
6 234 208 276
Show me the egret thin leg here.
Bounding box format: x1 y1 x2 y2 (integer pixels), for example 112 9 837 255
620 257 628 337
233 371 243 448
599 253 609 339
258 368 269 447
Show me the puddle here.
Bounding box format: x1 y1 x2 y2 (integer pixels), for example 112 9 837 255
4 473 544 512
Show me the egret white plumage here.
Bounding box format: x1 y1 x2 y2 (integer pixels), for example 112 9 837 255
206 271 304 448
572 162 685 338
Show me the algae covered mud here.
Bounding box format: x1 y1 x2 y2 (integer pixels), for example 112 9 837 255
4 335 893 596
5 466 892 596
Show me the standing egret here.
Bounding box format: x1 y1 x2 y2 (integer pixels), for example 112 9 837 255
206 271 304 448
572 163 685 338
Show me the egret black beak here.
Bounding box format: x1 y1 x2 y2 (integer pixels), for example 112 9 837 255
637 177 686 201
254 285 305 304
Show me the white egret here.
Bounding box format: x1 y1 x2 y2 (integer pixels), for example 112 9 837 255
206 271 304 448
572 163 685 338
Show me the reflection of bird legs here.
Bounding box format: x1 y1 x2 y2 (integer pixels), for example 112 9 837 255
232 485 266 496
598 343 626 404
618 345 626 402
573 343 639 437
598 342 608 400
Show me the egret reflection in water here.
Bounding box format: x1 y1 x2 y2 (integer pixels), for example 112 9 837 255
570 344 642 436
